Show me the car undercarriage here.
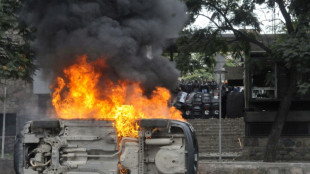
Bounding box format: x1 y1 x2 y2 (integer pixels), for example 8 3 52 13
14 119 198 174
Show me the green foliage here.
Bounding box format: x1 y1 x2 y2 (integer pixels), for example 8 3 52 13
0 1 17 31
181 0 310 85
184 0 204 24
176 0 261 74
273 33 310 72
298 82 310 95
183 69 214 81
290 0 310 17
225 57 243 67
175 50 215 76
0 0 35 81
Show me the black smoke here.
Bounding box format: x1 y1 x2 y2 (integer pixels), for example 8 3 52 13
20 0 187 94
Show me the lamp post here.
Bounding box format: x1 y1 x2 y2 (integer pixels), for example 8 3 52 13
214 69 227 162
1 80 6 159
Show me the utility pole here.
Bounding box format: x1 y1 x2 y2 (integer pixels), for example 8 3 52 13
215 69 226 162
1 80 6 159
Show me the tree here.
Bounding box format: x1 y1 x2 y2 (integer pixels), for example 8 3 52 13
174 30 218 76
0 0 35 82
183 68 214 81
0 0 35 158
182 0 310 161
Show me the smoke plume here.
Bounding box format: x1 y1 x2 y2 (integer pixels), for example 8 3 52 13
20 0 187 93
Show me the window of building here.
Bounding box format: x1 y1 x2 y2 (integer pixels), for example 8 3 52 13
0 113 16 136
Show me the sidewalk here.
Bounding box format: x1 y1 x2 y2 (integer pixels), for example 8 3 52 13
0 159 14 174
3 158 310 174
198 161 310 174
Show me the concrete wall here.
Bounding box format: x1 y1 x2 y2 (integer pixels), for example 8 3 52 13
242 137 310 161
188 118 245 155
189 118 310 162
0 137 15 154
0 79 46 155
0 80 38 115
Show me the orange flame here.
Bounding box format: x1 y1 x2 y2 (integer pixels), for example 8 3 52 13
51 55 183 138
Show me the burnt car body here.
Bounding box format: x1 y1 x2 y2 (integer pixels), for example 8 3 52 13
14 119 198 174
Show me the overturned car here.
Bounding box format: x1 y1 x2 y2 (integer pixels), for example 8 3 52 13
14 119 198 174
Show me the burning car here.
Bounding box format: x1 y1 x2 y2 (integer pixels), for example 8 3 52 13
14 119 198 174
14 56 199 173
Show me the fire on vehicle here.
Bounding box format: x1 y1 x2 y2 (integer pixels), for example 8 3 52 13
14 55 199 174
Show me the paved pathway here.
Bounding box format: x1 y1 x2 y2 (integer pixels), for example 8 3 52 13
198 161 310 174
3 159 310 174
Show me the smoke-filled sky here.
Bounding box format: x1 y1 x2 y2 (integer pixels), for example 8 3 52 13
20 0 187 93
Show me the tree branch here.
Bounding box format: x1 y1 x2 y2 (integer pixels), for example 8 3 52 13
276 0 294 34
232 29 273 54
201 1 273 54
198 13 220 28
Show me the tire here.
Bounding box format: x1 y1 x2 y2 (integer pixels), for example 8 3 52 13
14 133 24 174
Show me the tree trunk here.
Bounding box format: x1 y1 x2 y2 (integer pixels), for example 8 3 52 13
264 70 297 162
